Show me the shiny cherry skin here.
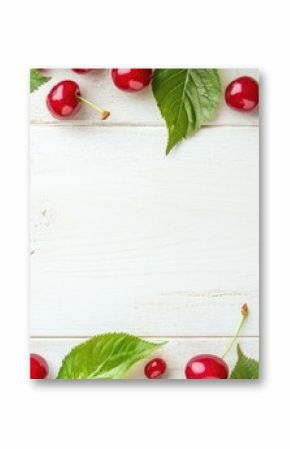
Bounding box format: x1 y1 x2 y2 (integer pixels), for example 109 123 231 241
111 69 152 92
144 357 167 379
185 354 229 379
46 80 81 119
71 69 93 74
30 353 49 379
225 76 259 111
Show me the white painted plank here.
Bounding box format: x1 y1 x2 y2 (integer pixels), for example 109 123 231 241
30 69 259 126
30 337 259 380
31 125 259 336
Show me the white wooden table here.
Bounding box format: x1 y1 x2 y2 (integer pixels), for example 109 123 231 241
30 69 259 379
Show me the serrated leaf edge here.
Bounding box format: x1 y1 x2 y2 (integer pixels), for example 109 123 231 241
152 69 222 155
57 332 166 380
230 344 259 379
30 69 50 93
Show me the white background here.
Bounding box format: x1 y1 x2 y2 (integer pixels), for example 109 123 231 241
30 68 259 376
0 0 287 447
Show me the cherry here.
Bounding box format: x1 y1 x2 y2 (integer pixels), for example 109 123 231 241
111 69 152 92
225 76 259 111
46 80 110 120
144 357 167 379
71 69 93 74
185 303 249 379
47 80 81 118
185 354 228 379
30 353 49 379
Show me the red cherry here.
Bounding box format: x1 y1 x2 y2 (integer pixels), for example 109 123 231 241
47 80 110 120
111 69 152 92
185 354 229 379
46 80 81 119
71 69 93 74
225 76 259 111
144 357 167 379
30 353 49 379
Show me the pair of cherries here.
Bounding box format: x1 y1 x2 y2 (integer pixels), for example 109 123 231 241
145 303 249 379
46 69 152 119
144 354 228 379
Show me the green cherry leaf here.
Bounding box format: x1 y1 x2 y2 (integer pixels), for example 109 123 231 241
230 344 259 379
30 69 50 93
152 69 222 155
57 333 166 379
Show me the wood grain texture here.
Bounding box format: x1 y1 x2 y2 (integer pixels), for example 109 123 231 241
30 125 259 337
30 337 259 380
30 69 259 126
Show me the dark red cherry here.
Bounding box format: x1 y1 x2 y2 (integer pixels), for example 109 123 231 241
30 353 49 379
111 69 152 92
225 76 259 111
71 69 93 74
185 354 229 379
144 357 167 379
46 80 81 119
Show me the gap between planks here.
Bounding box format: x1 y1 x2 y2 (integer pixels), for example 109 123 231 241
30 121 259 129
30 335 259 340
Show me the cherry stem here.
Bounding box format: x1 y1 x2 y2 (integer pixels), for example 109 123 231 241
222 303 249 359
77 95 110 120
